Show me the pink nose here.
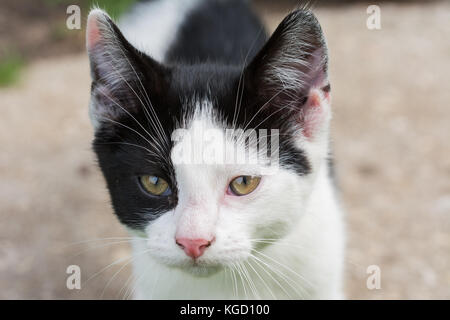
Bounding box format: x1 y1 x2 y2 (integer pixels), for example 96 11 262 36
175 238 213 259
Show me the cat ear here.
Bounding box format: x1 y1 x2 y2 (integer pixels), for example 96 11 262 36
86 9 165 130
245 9 331 139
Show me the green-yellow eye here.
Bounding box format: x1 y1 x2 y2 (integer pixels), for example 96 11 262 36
140 175 170 196
229 176 261 196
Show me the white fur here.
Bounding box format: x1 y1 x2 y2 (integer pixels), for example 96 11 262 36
118 0 201 62
88 1 345 299
128 97 344 299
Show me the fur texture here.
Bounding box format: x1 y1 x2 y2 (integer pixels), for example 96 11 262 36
87 0 344 299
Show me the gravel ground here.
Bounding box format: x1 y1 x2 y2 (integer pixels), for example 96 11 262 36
0 2 449 299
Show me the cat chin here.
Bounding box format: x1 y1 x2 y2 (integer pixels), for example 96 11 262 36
177 263 222 277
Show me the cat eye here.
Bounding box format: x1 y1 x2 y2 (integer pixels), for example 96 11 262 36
140 175 171 196
229 176 261 196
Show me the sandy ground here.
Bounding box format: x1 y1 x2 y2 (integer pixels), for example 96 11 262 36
0 2 449 299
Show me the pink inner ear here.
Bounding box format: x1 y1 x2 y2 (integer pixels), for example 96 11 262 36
301 89 327 139
86 14 102 50
324 90 331 102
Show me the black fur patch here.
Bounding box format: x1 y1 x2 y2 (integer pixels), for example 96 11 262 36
165 0 267 65
89 4 326 229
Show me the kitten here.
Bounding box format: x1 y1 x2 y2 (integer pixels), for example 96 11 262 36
86 0 344 299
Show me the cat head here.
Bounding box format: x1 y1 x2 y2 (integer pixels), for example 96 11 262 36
87 8 331 275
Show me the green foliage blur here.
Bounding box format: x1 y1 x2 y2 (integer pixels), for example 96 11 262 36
0 53 24 87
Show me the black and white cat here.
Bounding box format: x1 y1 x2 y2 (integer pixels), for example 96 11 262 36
86 0 344 299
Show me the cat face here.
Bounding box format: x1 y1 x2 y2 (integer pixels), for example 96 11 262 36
87 8 331 275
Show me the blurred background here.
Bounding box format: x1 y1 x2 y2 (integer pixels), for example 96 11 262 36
0 0 449 299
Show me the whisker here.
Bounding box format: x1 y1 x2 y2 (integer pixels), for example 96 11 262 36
232 26 265 131
100 254 136 298
228 264 239 299
246 258 276 299
252 248 314 290
81 248 151 289
239 87 286 134
95 87 166 156
124 271 146 300
242 260 261 299
65 237 147 247
249 254 292 299
95 141 160 158
250 253 303 298
233 262 248 300
97 116 165 162
70 239 143 259
113 42 170 153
